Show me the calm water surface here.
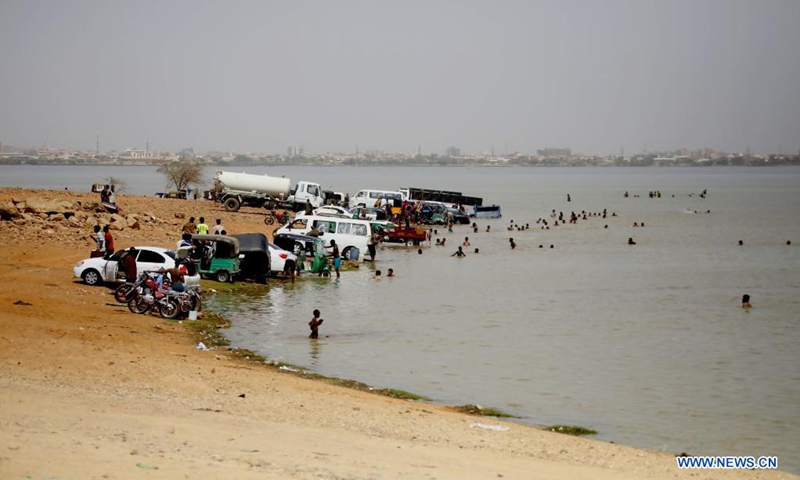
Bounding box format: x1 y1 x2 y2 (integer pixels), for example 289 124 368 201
5 165 799 473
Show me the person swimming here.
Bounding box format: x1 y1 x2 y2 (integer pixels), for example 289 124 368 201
741 294 752 308
451 246 466 257
628 237 636 245
509 238 516 249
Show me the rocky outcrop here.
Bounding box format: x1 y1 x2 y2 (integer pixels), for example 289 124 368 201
0 202 22 220
23 197 77 214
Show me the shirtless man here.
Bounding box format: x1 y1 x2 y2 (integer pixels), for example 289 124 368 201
158 266 185 292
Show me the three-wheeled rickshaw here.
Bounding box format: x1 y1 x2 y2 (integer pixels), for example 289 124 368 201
231 233 271 284
190 234 241 283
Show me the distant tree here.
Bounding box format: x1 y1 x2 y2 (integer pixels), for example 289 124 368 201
104 176 129 194
157 157 205 191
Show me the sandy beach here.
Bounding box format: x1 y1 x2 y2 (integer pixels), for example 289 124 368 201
0 187 795 480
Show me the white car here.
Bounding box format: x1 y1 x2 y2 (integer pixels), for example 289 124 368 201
73 246 200 287
296 205 353 219
268 242 297 274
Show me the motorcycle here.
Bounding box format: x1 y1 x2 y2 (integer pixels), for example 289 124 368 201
127 273 170 315
115 270 156 303
158 287 202 320
264 208 291 226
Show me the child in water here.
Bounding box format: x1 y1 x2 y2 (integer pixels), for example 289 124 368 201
309 309 324 339
741 295 752 308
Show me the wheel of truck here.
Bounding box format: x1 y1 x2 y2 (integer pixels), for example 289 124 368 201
215 270 231 283
405 240 414 247
292 242 304 256
264 215 275 226
342 247 353 260
224 197 240 212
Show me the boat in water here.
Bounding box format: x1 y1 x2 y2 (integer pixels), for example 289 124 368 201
472 204 501 219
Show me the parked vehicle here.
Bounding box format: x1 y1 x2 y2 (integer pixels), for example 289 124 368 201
230 233 271 283
382 225 429 246
399 187 484 208
160 287 202 319
191 234 241 283
276 214 372 261
273 232 317 258
267 242 297 275
298 205 352 219
74 246 200 287
348 189 404 210
446 207 471 224
264 208 292 226
472 204 502 218
350 206 388 221
213 170 324 212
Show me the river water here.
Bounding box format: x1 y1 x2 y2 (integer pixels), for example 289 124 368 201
4 165 799 473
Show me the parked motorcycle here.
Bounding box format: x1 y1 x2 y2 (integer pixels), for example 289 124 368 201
115 270 156 303
264 209 291 226
127 273 170 315
157 287 202 320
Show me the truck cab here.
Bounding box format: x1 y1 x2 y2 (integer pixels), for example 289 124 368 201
289 181 324 210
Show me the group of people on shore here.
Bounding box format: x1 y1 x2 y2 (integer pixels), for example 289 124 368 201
180 216 226 242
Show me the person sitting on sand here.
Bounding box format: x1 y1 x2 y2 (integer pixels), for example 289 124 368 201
451 246 466 258
309 309 323 339
741 294 752 308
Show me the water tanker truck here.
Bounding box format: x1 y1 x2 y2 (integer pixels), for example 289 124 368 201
213 170 325 212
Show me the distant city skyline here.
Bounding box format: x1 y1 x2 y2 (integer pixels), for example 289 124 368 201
1 1 799 155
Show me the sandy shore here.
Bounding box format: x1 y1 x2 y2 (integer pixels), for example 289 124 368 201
0 188 795 479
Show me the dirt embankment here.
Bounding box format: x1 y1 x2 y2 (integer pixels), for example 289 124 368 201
0 188 795 479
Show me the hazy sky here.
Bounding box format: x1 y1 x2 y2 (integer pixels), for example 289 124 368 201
1 0 798 155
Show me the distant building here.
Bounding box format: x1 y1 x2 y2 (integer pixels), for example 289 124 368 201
121 149 151 158
537 148 572 157
446 146 461 157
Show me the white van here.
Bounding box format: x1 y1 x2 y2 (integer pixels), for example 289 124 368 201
275 215 372 261
349 189 403 209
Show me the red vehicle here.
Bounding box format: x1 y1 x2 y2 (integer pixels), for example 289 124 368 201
383 226 428 246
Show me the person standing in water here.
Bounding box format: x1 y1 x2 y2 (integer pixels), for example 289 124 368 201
328 239 341 278
309 309 324 338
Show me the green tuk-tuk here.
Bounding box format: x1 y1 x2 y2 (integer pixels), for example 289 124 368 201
191 234 241 283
